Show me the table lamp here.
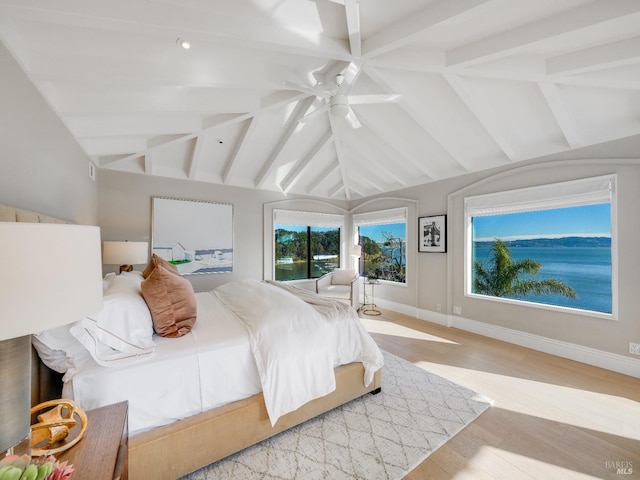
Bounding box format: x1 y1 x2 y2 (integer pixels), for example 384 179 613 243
103 240 148 273
0 223 103 457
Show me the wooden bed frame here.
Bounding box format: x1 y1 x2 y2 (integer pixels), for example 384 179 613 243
32 352 381 479
11 204 383 480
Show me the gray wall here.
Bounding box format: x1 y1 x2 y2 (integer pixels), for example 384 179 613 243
352 157 640 360
97 169 348 292
0 42 97 224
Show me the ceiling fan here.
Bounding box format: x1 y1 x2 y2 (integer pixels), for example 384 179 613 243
285 70 401 129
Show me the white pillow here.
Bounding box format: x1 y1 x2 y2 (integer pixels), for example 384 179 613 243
70 273 155 367
331 269 356 285
32 324 84 374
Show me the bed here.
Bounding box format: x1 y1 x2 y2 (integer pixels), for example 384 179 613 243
8 205 384 480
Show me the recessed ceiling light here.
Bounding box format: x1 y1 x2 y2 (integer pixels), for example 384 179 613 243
176 37 190 49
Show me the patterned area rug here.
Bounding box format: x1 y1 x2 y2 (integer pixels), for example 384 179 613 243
182 351 492 480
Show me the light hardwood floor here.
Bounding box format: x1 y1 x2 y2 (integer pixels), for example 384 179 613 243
359 309 640 480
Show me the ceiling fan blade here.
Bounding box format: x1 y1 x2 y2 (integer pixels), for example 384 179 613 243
348 94 401 105
283 80 330 98
341 62 362 91
300 103 329 123
345 108 361 129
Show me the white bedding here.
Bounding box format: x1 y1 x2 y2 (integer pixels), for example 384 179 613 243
60 280 383 436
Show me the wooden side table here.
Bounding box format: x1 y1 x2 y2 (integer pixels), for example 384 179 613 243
56 401 128 480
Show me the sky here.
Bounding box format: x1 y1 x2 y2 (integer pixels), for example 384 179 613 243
473 203 611 241
359 223 406 243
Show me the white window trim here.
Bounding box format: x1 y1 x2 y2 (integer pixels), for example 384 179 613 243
354 207 408 285
274 209 344 228
273 209 344 280
464 174 618 320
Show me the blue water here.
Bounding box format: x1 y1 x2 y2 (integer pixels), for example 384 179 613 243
473 246 612 314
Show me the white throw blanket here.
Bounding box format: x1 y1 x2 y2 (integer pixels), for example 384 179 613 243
214 280 336 426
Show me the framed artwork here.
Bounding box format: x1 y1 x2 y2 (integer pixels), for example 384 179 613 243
418 215 446 253
151 196 233 275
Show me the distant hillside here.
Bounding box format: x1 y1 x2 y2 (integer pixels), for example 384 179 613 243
473 236 611 248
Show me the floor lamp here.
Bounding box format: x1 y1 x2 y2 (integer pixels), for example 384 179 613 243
0 223 103 457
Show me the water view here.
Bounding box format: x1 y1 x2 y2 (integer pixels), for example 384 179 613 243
473 240 612 313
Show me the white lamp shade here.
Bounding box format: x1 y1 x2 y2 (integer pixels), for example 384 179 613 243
0 223 104 340
351 244 362 257
103 241 148 265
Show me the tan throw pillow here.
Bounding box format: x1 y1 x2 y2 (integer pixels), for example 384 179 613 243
141 264 197 337
142 253 179 279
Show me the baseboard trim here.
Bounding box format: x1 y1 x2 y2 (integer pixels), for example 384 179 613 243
389 305 640 378
454 316 640 378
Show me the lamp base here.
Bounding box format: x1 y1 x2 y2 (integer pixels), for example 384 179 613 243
1 433 31 459
118 264 133 273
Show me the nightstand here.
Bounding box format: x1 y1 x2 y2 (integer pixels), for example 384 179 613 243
55 401 128 480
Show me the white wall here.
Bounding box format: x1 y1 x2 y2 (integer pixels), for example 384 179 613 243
0 42 97 224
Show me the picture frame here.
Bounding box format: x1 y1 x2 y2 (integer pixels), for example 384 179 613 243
151 196 233 275
418 215 446 253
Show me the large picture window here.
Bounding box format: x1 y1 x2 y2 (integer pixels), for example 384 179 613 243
274 210 342 281
354 208 407 284
465 175 616 317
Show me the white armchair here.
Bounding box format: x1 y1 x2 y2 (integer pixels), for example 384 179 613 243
315 269 360 309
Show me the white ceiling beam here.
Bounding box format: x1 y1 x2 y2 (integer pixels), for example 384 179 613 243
281 130 334 194
254 96 316 188
187 135 204 180
362 0 490 59
307 161 340 196
48 86 261 115
364 66 474 171
369 57 640 91
327 182 345 199
444 74 519 162
345 161 385 193
356 112 436 179
99 92 309 167
81 137 147 157
342 140 407 187
537 82 583 149
66 115 202 138
222 117 258 184
144 152 153 176
546 36 640 75
447 0 640 67
344 0 361 58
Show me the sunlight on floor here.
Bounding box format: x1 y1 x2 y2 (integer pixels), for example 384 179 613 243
414 361 640 441
360 317 460 344
454 445 606 480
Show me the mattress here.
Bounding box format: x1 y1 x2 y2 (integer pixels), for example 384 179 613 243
63 291 261 435
62 286 383 436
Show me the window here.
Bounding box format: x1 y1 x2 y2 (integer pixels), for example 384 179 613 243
274 210 342 281
354 208 407 284
465 175 616 317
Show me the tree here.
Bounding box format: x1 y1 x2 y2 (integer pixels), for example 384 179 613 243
474 239 577 299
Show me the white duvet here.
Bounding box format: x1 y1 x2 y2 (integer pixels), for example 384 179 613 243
63 280 384 434
215 280 336 425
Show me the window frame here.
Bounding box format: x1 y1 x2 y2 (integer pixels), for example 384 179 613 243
273 209 343 281
353 207 408 285
464 174 618 320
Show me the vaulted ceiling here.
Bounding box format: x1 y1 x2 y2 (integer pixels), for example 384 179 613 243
1 0 639 200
